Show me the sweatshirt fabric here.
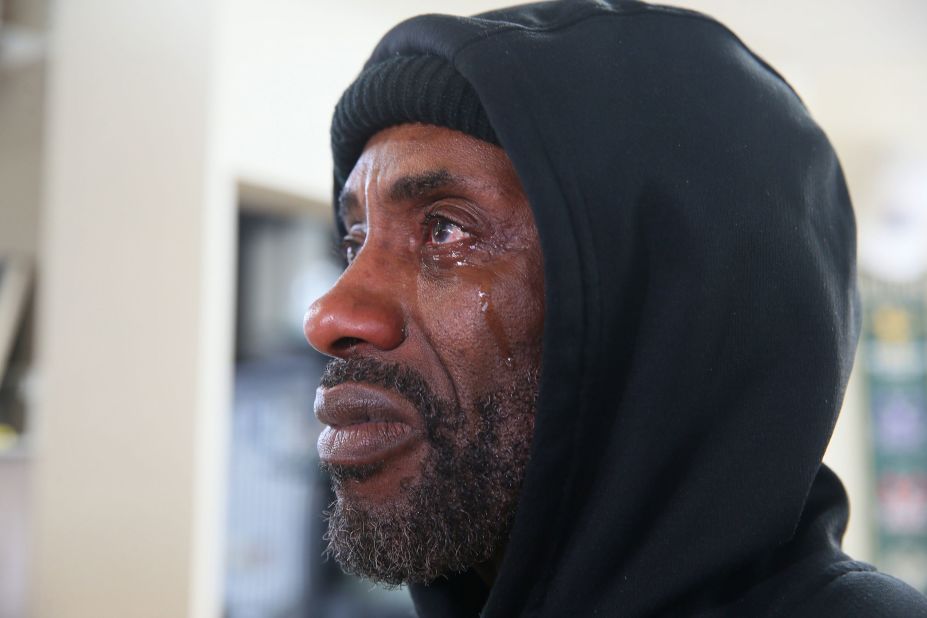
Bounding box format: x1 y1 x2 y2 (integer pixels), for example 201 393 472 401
333 1 927 616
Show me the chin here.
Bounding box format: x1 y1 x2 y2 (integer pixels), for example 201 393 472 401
325 446 428 505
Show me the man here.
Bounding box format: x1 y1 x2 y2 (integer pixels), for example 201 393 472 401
304 1 927 616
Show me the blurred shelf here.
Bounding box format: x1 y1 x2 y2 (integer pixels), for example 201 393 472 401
237 178 329 219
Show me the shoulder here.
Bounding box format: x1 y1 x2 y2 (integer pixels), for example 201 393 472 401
795 567 927 617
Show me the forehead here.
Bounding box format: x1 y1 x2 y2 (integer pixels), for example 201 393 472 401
340 124 519 216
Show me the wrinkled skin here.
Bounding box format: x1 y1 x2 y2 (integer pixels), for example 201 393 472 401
304 123 545 585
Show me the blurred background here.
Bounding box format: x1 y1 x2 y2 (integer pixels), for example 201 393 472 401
0 0 926 617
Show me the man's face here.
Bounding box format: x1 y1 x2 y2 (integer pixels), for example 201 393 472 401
304 123 545 585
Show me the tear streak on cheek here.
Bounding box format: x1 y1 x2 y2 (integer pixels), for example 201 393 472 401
478 288 513 368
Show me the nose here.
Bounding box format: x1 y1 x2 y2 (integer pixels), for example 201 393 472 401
303 250 406 358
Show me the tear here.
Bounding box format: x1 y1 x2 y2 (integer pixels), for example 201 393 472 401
477 287 513 362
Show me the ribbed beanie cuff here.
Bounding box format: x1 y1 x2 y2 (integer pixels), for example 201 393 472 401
331 55 499 193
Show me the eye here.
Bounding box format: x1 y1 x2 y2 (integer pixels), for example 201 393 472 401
427 215 469 245
340 223 366 265
340 237 362 265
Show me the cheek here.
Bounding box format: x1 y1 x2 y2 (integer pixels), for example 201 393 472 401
415 258 544 400
415 276 490 362
477 268 544 364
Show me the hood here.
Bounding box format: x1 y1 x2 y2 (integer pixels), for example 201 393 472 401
338 1 864 616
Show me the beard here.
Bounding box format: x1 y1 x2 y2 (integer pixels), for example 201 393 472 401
318 356 538 586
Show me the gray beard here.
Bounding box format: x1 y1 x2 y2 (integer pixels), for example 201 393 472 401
319 358 538 586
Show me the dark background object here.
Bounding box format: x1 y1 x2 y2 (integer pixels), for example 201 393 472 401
225 208 414 617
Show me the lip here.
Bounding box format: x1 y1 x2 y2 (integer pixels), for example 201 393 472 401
314 382 423 466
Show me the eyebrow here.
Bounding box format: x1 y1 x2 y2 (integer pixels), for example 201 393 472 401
337 169 459 223
388 169 454 202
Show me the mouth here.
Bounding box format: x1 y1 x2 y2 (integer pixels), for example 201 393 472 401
315 382 423 466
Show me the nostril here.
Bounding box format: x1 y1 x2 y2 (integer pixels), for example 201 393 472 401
332 336 363 353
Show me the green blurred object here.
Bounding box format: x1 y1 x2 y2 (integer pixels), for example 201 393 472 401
0 422 18 452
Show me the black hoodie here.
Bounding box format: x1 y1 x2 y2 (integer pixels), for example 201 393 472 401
333 1 927 616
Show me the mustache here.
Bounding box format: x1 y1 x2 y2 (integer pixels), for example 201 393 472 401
319 357 443 420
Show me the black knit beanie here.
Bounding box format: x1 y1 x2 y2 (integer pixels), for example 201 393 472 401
331 55 499 196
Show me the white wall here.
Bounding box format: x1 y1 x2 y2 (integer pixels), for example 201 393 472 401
31 1 232 617
217 0 505 202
